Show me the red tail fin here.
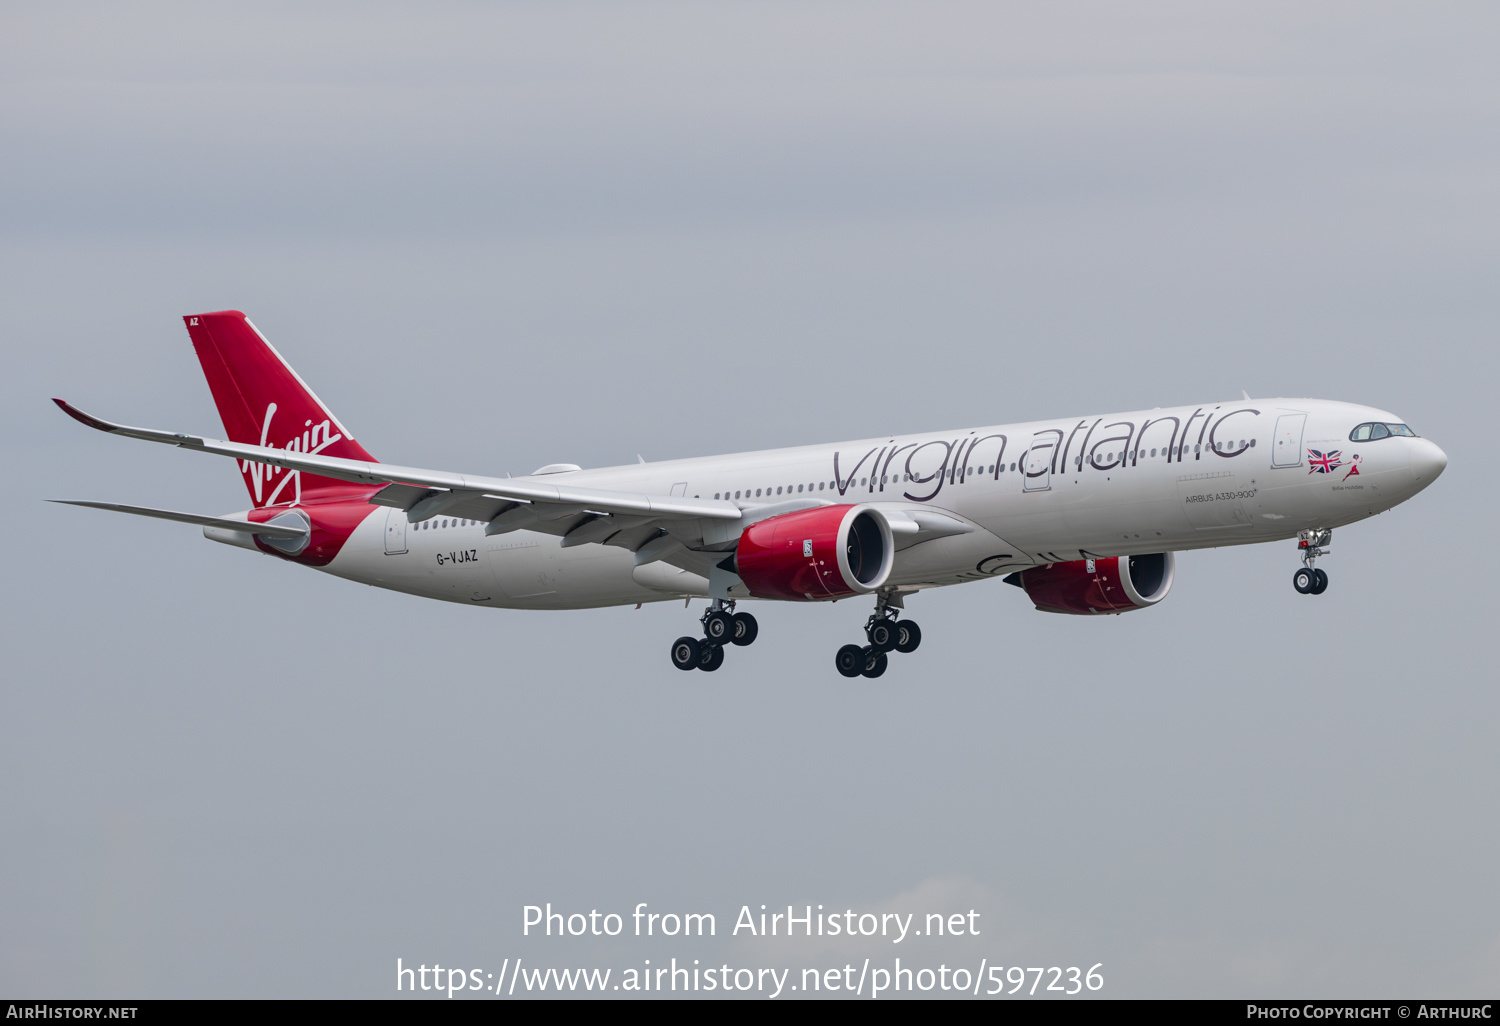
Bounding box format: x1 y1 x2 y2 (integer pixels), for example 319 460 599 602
184 311 376 507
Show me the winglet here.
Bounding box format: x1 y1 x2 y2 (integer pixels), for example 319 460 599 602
53 398 118 433
1242 389 1252 400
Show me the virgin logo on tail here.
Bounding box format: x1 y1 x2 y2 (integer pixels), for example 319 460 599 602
242 402 344 506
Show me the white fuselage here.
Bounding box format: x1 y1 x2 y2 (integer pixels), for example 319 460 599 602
283 398 1444 610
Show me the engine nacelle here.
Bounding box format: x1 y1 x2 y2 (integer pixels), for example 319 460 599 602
734 504 894 601
1007 552 1175 615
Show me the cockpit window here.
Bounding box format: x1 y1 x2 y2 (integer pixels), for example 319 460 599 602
1350 422 1417 441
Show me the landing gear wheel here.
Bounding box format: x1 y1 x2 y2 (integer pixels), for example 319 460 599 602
835 644 866 678
730 611 759 647
698 642 725 672
703 610 734 643
894 620 922 654
671 636 702 671
1293 568 1315 594
867 618 898 653
1310 568 1328 595
861 646 888 679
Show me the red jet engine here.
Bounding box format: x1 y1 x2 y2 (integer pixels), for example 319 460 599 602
1006 552 1175 615
734 504 894 601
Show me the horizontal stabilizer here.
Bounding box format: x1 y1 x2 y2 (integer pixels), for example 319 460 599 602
49 500 309 539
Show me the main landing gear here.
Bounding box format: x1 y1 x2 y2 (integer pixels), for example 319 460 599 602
670 599 758 672
835 594 921 679
1292 528 1332 595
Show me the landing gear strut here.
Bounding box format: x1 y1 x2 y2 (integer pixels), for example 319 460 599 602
835 592 920 678
670 599 758 673
1293 529 1331 595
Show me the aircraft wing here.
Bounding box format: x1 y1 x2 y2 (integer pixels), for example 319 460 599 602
52 399 743 526
48 499 310 538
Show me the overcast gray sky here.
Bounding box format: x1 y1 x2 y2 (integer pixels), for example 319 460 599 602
2 1 1496 998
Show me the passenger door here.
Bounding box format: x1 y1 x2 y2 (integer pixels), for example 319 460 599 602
1023 430 1061 492
1272 413 1306 468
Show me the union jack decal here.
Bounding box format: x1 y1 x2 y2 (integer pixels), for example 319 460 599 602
1308 449 1344 474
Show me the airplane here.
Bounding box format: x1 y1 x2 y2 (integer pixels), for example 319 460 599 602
52 311 1447 678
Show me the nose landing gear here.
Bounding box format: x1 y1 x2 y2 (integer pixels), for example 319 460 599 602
669 599 758 672
1293 529 1331 595
835 593 920 678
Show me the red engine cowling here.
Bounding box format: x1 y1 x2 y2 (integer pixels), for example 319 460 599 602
734 504 894 601
1007 552 1175 615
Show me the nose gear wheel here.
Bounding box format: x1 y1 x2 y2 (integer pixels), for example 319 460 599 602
1293 529 1332 595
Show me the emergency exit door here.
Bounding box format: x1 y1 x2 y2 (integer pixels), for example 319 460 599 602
384 507 408 554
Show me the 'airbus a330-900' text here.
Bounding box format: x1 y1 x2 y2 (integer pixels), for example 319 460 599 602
54 311 1447 678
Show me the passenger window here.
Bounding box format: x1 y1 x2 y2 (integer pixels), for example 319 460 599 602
1370 424 1390 439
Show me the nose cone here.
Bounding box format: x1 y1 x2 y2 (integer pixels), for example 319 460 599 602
1409 437 1447 490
